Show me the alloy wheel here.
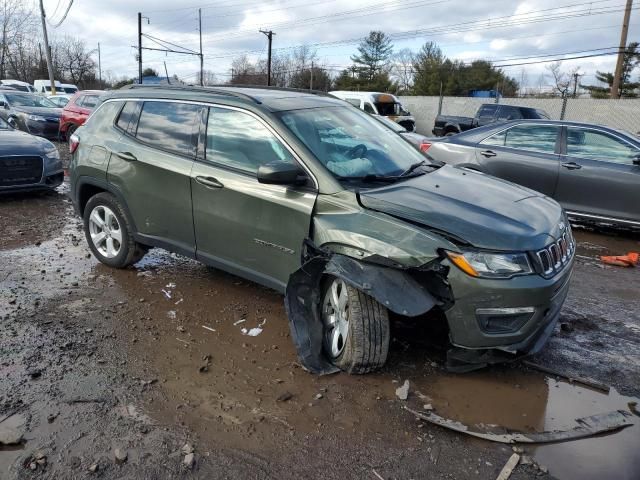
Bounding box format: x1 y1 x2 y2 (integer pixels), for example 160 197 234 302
322 278 350 358
88 205 122 258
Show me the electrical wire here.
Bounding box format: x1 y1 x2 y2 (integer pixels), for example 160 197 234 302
47 0 74 28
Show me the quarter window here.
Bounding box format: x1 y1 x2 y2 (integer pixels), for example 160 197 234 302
136 101 201 156
482 124 560 154
116 101 139 132
205 107 295 174
566 128 639 164
363 102 375 114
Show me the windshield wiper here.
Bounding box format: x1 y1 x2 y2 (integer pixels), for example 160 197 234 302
400 160 429 177
337 174 400 183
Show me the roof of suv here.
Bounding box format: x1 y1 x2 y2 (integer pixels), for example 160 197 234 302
103 85 345 112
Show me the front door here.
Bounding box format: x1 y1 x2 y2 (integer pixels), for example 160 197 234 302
555 126 640 223
106 100 201 254
191 106 317 292
474 123 562 197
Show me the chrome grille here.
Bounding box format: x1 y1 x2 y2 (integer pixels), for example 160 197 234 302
536 227 575 277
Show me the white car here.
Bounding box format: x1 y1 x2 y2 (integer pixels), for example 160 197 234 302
0 79 35 93
329 90 416 132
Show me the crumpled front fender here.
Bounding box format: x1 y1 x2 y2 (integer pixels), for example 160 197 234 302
285 251 440 374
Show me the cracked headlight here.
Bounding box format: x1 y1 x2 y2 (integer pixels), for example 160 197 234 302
446 250 532 279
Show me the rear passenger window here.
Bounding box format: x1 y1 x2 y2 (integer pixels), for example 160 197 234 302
116 101 139 132
477 105 498 118
206 107 295 174
136 101 201 156
497 106 522 121
81 95 99 109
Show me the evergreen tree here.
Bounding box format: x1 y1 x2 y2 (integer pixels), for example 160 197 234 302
581 42 640 98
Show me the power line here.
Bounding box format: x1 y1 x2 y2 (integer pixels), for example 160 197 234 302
47 0 74 28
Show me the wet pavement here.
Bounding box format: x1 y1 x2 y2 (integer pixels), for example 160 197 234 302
1 144 639 479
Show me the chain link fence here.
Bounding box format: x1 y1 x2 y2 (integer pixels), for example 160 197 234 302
399 95 640 136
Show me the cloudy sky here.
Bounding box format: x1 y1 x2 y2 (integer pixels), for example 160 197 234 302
43 0 639 88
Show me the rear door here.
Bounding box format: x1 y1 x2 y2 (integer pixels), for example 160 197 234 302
190 105 317 291
474 123 562 196
106 100 201 255
555 126 640 223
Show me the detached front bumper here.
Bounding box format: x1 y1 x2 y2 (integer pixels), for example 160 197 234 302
442 257 573 369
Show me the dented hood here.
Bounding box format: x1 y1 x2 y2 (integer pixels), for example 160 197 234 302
358 165 563 251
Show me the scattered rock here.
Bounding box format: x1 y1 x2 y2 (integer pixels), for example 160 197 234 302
47 413 58 423
520 455 534 465
88 463 99 473
314 393 323 400
512 446 524 454
26 368 42 379
183 452 195 469
560 322 573 333
395 380 410 401
182 443 194 455
423 404 433 411
0 426 23 445
277 392 293 402
114 448 128 464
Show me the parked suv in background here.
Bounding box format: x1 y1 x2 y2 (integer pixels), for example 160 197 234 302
70 85 573 374
61 90 103 141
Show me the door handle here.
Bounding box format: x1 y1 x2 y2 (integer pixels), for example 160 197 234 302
480 150 497 158
195 176 224 189
115 151 137 162
561 162 582 170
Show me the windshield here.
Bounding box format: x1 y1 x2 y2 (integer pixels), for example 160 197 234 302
63 87 78 94
278 106 428 179
375 101 408 116
5 93 57 108
4 84 29 92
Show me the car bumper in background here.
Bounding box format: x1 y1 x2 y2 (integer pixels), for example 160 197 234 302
0 154 64 193
24 118 61 140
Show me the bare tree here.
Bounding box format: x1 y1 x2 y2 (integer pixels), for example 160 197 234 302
546 61 580 97
54 36 96 85
0 0 36 78
390 48 414 93
202 69 217 86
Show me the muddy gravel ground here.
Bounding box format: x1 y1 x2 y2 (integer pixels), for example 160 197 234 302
1 143 639 480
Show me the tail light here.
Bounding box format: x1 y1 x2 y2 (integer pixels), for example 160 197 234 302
69 134 80 154
420 142 432 153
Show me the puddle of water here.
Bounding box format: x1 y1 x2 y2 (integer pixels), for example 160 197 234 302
414 370 640 480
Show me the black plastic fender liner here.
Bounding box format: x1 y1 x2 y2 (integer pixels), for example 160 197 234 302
285 252 439 375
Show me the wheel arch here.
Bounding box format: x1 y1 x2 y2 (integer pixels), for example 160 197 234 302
75 177 138 234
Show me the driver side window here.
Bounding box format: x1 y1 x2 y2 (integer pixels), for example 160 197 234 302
206 107 296 174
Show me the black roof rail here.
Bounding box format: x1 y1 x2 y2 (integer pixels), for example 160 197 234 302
210 84 332 98
118 84 262 104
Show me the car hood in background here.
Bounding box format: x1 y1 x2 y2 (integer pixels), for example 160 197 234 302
358 165 564 251
13 106 62 118
0 129 49 154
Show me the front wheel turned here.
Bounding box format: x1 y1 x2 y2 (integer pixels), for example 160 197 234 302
321 277 390 374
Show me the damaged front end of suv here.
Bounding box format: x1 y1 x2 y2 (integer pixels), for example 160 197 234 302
285 165 575 375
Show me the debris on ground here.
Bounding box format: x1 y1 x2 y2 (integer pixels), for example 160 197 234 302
277 392 293 402
0 426 23 445
522 361 610 393
395 380 410 400
114 448 128 464
496 453 520 480
406 407 634 444
629 402 640 417
600 252 639 267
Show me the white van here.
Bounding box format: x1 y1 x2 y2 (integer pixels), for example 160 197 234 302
60 83 79 94
0 79 35 92
329 91 416 131
33 79 63 95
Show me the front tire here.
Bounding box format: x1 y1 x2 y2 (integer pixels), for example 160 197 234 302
83 192 146 268
321 277 390 374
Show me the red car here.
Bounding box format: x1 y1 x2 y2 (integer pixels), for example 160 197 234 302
60 90 103 141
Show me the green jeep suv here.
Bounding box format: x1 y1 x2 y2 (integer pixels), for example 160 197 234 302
69 85 574 374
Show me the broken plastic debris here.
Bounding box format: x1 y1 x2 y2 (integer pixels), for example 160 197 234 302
233 318 247 326
202 325 216 333
600 252 639 267
405 407 634 444
174 298 184 305
166 282 176 288
395 380 410 400
167 310 176 319
241 319 266 337
161 289 172 299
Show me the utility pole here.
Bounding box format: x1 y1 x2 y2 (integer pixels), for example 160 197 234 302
199 8 203 86
138 12 143 84
572 72 581 98
38 0 56 95
164 61 171 85
259 29 275 86
310 61 314 90
98 42 102 87
611 0 633 98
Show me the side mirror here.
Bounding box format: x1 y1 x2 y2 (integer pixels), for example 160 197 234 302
257 161 306 185
633 154 640 166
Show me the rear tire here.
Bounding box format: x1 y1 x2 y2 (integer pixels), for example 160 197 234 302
444 131 458 137
321 277 390 374
83 192 146 268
